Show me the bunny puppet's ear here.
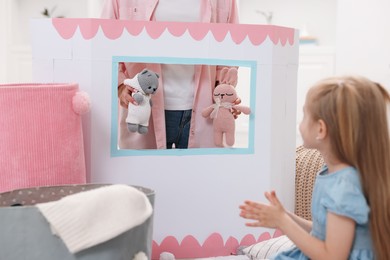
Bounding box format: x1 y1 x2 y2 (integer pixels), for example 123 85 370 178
226 68 238 87
219 67 229 84
219 67 238 87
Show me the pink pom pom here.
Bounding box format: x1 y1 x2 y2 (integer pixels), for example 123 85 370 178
72 91 91 115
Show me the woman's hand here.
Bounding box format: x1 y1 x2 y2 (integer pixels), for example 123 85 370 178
232 98 242 119
239 190 287 229
118 83 138 108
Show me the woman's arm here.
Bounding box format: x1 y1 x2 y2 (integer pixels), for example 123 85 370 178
101 0 119 19
215 0 239 81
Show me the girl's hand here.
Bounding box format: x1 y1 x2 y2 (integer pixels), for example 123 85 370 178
239 190 287 229
119 84 138 108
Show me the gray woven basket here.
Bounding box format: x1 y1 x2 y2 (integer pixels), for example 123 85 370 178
0 184 155 260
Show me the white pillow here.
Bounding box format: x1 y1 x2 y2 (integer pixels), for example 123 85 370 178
242 235 294 260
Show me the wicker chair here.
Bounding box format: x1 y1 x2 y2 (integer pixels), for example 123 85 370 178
294 146 324 220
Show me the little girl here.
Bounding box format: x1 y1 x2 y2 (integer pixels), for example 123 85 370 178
239 76 390 259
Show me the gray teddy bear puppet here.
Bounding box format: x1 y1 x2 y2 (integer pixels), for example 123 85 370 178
124 69 159 134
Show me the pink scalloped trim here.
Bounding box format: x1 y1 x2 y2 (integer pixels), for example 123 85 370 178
51 18 295 46
151 230 283 259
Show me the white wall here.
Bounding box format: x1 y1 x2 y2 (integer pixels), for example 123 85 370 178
0 1 8 82
239 0 337 46
0 0 104 84
335 0 390 86
239 0 338 146
240 0 390 146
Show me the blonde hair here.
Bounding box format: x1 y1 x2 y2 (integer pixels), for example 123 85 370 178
306 76 390 260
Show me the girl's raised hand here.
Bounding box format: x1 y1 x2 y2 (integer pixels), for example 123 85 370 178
239 190 286 229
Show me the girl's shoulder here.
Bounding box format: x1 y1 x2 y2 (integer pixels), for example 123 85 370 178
318 166 370 224
318 165 360 183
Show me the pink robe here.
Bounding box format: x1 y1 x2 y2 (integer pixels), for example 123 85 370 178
101 0 239 149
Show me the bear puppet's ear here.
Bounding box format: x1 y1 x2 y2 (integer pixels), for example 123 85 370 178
140 68 160 79
219 67 238 87
140 68 149 75
72 91 91 115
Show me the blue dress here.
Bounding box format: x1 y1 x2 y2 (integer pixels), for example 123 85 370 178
271 166 374 259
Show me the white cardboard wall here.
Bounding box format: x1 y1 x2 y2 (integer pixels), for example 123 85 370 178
31 18 298 258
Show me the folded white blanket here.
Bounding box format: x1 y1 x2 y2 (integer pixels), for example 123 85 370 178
36 184 153 253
